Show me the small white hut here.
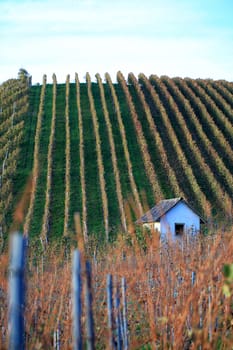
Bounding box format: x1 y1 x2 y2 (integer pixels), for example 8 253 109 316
136 197 205 239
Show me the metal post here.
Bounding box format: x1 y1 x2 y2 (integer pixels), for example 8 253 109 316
8 232 27 350
107 274 115 349
85 261 95 350
121 277 128 349
114 281 122 350
208 286 212 342
72 250 82 350
191 271 196 286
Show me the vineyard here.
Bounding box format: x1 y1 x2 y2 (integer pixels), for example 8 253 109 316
1 72 233 349
1 72 233 242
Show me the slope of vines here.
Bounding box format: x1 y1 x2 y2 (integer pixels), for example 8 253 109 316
128 72 183 199
151 75 231 215
2 73 233 242
0 76 29 239
140 75 208 214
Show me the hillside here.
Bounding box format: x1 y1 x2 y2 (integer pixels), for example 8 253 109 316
1 72 233 243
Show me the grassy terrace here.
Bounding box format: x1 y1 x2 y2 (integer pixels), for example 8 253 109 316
49 84 66 239
30 84 53 237
80 83 104 237
69 83 81 232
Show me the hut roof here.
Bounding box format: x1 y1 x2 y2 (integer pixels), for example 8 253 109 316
136 197 206 224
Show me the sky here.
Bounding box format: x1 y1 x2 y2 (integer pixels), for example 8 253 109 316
0 0 233 84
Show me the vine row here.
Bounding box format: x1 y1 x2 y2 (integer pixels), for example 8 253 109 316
187 79 233 145
105 73 143 217
212 81 233 111
117 71 163 203
141 75 208 213
129 72 183 199
197 79 233 125
64 75 71 237
174 78 233 172
23 75 47 236
96 73 127 232
153 75 231 215
169 77 233 198
0 77 28 238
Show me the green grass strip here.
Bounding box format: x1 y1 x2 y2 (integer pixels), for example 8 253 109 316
79 83 104 237
69 83 81 232
49 84 66 238
30 84 53 237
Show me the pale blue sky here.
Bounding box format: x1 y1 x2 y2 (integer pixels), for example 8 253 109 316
0 0 233 83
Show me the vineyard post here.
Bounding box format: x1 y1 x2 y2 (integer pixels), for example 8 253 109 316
53 325 60 350
121 277 128 350
191 271 196 286
72 250 82 350
114 279 122 350
53 330 56 349
199 298 203 329
208 286 212 342
8 232 27 350
107 274 115 349
85 261 95 350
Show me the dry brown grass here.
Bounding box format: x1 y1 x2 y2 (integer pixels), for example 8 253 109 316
0 227 233 349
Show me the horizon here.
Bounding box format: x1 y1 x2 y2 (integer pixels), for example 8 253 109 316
1 0 233 84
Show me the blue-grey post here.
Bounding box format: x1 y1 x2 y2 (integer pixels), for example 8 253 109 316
53 326 60 350
72 250 82 350
208 286 212 342
114 283 122 350
8 232 27 350
121 277 128 350
191 271 196 286
85 261 95 350
107 274 115 349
